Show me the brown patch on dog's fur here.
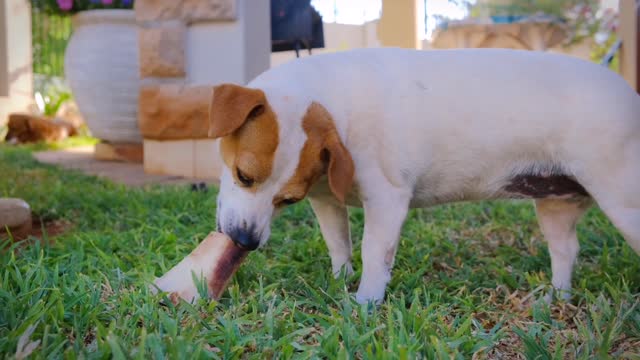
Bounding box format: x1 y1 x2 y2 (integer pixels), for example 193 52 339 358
504 174 589 199
209 84 279 188
274 102 354 205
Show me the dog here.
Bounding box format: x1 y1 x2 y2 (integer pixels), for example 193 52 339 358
208 48 640 304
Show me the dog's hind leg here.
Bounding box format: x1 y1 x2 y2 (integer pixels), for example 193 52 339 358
535 198 592 301
599 206 640 254
585 140 640 254
309 196 354 278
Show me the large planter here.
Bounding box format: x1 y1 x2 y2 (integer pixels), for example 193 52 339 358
65 9 141 143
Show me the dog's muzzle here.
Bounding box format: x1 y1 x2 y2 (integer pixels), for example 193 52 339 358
226 226 261 251
215 187 271 252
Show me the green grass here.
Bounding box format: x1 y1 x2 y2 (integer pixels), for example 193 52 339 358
1 144 639 359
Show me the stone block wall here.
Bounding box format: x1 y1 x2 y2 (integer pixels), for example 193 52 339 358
135 0 270 181
431 20 568 52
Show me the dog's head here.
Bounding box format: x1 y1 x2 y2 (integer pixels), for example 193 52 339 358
209 84 354 250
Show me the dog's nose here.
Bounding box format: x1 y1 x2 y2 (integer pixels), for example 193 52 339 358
228 228 260 251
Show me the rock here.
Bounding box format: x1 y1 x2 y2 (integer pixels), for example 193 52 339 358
0 198 32 238
26 103 42 115
51 117 78 137
55 100 85 130
138 85 211 140
5 113 75 144
139 24 186 78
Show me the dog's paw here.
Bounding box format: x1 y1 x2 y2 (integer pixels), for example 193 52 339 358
542 287 572 305
350 293 379 314
355 288 385 305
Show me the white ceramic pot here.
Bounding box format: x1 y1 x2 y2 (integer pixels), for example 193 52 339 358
65 9 141 143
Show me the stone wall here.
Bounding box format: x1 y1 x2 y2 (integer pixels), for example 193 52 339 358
135 0 215 143
431 20 568 52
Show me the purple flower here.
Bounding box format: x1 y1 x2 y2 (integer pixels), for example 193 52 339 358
122 0 133 6
57 0 73 11
101 0 113 4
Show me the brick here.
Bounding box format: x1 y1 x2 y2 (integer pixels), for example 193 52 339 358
139 24 186 78
138 85 211 140
143 139 195 177
182 0 236 23
94 142 144 163
194 139 223 182
135 0 236 23
135 0 181 22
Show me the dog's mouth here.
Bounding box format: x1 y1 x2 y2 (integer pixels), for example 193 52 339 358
230 241 258 251
215 199 268 252
224 226 261 251
215 221 260 251
217 227 258 251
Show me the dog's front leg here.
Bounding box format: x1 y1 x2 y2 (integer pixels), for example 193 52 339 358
309 196 353 277
355 189 410 304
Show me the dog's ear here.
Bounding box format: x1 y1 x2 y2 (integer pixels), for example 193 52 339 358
303 103 355 203
208 84 266 138
325 133 355 204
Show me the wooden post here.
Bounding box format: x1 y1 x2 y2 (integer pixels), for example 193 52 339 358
636 3 640 93
377 0 422 49
620 0 639 92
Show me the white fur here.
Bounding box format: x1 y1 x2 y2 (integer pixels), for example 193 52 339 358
219 48 640 304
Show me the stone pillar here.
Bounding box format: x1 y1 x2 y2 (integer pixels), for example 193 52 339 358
0 0 33 128
377 0 422 49
620 0 638 92
135 0 270 180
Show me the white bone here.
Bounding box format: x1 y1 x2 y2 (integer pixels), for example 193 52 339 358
151 232 247 303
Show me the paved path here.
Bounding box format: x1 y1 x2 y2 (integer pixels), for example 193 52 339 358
34 146 212 187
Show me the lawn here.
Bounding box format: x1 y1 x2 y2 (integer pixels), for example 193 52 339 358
1 144 639 359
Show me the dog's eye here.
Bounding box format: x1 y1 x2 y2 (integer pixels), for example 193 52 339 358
279 197 300 206
236 168 254 187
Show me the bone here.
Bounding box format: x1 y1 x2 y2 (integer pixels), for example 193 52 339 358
151 232 248 303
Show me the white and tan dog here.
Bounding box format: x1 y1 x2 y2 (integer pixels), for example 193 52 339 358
208 48 640 304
